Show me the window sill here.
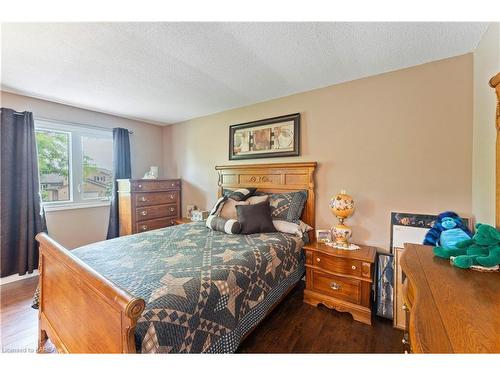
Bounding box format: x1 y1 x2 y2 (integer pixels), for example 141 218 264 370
43 201 111 212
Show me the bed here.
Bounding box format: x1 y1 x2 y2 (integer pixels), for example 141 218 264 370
35 162 316 353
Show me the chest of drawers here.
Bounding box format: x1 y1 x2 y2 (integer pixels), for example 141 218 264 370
401 243 500 353
303 241 376 325
117 179 181 235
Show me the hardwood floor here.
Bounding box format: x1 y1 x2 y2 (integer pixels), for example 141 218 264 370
238 281 403 353
0 277 403 353
1 277 40 353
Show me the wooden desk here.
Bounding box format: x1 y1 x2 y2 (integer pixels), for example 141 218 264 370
401 243 500 353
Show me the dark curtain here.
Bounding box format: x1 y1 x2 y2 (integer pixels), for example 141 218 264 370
106 127 131 239
1 108 46 277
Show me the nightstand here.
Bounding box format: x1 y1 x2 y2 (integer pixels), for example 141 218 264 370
303 241 376 325
172 217 193 225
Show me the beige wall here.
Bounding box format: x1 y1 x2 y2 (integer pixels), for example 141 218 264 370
1 91 165 248
163 54 474 251
472 23 500 225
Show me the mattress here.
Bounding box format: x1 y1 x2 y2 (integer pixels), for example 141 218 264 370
71 221 305 353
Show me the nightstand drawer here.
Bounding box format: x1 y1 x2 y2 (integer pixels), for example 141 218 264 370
310 270 361 304
312 252 362 277
135 204 178 220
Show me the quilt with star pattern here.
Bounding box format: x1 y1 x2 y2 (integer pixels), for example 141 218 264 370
70 221 305 353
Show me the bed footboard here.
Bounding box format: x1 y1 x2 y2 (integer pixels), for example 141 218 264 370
36 233 145 353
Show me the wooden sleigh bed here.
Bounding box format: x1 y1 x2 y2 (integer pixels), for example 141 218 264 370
36 162 316 353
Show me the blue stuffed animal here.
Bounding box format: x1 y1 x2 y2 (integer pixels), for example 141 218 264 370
423 211 472 249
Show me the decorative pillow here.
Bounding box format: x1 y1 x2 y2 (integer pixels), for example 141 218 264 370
268 190 308 223
220 195 268 220
206 196 242 234
246 195 268 205
272 219 312 237
237 201 276 234
225 187 257 201
206 215 241 234
220 198 249 220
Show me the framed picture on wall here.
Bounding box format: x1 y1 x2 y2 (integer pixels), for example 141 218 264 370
229 113 300 160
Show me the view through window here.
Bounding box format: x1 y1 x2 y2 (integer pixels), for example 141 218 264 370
35 121 113 205
35 128 71 202
82 135 113 200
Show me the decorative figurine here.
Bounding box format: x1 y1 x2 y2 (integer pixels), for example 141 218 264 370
329 190 355 248
143 166 159 179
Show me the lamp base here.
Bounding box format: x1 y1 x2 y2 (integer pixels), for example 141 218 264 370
330 223 352 248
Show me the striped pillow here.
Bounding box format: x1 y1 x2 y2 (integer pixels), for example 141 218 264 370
225 187 257 201
206 215 241 234
206 195 242 234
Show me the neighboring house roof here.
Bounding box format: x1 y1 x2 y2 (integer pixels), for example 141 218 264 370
40 173 65 184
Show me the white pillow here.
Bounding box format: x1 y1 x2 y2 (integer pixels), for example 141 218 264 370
273 220 313 236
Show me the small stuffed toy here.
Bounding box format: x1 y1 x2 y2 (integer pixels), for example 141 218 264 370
423 211 472 249
449 224 500 269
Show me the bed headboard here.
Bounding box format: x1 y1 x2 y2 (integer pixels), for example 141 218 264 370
215 162 317 235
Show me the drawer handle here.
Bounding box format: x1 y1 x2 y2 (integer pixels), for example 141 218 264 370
140 197 147 202
171 220 175 225
171 183 175 187
141 210 148 216
402 335 409 345
402 304 408 311
316 257 321 263
351 265 356 270
138 184 143 188
329 282 341 290
170 207 175 212
141 225 148 231
169 194 174 199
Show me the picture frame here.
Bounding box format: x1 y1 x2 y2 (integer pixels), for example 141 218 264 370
389 211 471 253
316 229 331 243
229 113 300 160
186 204 198 219
389 211 472 329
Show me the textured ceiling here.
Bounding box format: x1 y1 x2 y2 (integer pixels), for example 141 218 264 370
1 22 488 125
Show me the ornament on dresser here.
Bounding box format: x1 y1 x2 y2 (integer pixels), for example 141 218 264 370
186 204 198 219
191 210 209 222
328 190 359 250
143 166 159 179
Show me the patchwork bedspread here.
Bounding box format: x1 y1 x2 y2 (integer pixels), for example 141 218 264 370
71 222 304 353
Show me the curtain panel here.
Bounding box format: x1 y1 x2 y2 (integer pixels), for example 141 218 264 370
0 108 46 277
106 127 131 239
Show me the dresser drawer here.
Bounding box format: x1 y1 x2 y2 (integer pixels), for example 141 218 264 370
136 204 178 220
135 191 178 207
311 252 362 277
310 270 361 304
131 180 180 192
136 217 175 233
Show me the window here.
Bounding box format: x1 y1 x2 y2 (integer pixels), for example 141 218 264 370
81 134 113 200
35 119 113 207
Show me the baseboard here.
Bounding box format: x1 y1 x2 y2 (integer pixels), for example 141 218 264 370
0 270 39 285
